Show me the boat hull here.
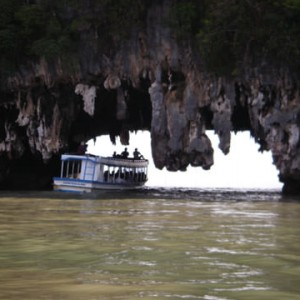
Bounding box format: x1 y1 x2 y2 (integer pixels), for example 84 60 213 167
53 177 146 193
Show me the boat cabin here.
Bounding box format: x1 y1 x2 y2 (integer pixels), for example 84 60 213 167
53 154 149 192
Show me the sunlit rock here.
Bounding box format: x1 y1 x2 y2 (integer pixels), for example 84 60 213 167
75 84 96 116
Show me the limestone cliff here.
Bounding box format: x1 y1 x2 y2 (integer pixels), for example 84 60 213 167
0 0 299 193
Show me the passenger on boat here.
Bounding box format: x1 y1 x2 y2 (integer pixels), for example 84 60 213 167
104 170 108 181
77 142 87 155
112 151 122 158
133 148 141 159
121 147 129 158
134 148 145 159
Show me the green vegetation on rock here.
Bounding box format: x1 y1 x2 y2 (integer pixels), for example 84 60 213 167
170 0 300 74
0 0 299 77
0 0 147 76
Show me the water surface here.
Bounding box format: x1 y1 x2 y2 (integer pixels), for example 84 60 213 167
0 188 300 300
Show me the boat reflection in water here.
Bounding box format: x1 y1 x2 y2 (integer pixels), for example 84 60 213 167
53 151 149 192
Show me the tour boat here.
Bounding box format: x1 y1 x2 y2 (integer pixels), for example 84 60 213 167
53 154 149 193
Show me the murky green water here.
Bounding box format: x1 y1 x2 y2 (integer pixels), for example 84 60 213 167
0 189 300 300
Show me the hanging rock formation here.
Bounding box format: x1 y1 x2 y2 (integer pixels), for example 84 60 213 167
0 0 299 193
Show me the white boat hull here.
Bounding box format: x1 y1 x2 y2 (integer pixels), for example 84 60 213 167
53 154 148 193
53 177 145 193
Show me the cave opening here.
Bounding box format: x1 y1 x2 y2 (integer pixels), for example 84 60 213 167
87 130 282 190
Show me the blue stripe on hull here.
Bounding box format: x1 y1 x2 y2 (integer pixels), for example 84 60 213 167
53 177 146 193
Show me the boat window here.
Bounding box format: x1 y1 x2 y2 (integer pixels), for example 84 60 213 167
101 163 148 183
62 159 81 178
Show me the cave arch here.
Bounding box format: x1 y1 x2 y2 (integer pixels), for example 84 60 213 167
87 130 282 189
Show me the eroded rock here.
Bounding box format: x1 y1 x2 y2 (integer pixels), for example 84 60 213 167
0 1 299 193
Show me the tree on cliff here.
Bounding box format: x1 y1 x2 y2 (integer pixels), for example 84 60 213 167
170 0 300 74
0 0 299 78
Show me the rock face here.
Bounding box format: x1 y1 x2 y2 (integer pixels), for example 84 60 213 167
0 1 299 193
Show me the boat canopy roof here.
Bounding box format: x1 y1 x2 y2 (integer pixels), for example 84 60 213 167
61 154 100 162
61 154 148 168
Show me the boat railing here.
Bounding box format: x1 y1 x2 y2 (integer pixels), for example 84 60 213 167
99 156 149 168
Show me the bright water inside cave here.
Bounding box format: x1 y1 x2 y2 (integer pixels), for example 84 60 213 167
87 131 282 189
